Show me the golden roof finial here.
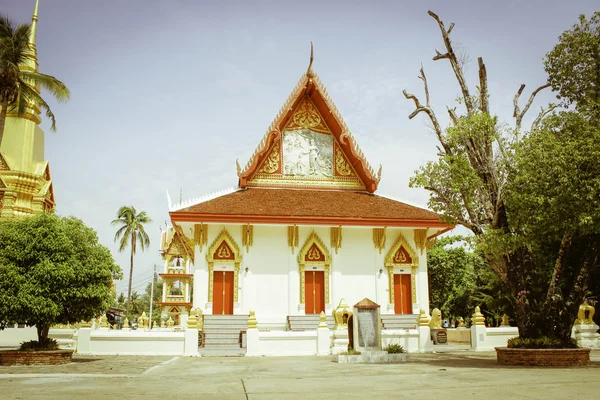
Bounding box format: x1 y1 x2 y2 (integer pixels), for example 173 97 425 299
306 41 315 78
29 0 39 48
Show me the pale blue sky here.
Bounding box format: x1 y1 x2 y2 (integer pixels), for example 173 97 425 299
2 0 598 295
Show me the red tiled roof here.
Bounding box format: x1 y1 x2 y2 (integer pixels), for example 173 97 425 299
170 188 448 228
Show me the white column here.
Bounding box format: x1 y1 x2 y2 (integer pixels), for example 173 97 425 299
317 326 331 355
246 328 260 356
184 329 199 356
76 328 92 354
416 248 429 314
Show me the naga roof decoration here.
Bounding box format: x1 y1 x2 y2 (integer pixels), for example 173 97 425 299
236 49 382 193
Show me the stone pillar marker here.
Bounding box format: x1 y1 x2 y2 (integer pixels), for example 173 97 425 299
317 311 330 355
416 309 433 352
470 306 487 351
246 310 260 356
184 314 200 356
352 298 382 352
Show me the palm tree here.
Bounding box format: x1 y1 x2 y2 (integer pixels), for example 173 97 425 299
112 206 152 301
0 15 70 146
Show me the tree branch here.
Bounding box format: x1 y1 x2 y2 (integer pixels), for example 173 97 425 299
403 66 451 155
546 231 572 305
428 10 474 114
531 104 559 131
478 57 489 114
514 83 551 132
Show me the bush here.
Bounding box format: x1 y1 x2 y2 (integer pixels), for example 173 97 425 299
507 337 578 349
19 338 59 351
340 348 361 355
384 343 405 353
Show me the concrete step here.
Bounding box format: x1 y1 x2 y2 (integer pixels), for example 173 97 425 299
204 336 242 343
287 315 335 331
203 332 242 339
381 314 417 329
202 342 243 348
199 348 246 357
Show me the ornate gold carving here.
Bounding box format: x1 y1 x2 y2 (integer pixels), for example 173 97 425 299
417 309 430 326
259 142 280 174
334 145 354 176
333 298 352 330
206 229 242 303
426 238 437 251
0 154 10 171
307 244 323 261
286 98 330 133
414 229 428 253
330 226 342 254
385 233 420 305
372 228 386 254
318 311 328 328
247 173 366 190
429 308 442 329
248 310 257 329
288 225 299 254
217 242 232 259
194 223 208 250
298 231 331 305
241 224 254 252
164 225 195 263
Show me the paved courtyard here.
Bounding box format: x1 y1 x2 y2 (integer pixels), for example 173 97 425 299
0 351 599 399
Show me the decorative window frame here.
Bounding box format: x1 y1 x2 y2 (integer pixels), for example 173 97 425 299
298 231 331 305
206 229 242 303
384 233 419 305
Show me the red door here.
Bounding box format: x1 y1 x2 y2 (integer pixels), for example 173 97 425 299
394 274 412 314
305 270 325 315
213 271 234 315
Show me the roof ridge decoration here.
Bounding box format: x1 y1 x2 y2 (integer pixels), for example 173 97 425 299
236 44 382 193
169 187 237 212
164 224 195 263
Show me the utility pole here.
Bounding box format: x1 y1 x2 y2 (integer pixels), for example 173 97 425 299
148 264 156 330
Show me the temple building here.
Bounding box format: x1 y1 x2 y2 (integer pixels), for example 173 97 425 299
0 1 55 219
158 53 452 340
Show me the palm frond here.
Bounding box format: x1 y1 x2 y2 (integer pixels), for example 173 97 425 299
20 71 70 102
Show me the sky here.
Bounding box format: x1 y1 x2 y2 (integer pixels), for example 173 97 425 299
1 0 598 295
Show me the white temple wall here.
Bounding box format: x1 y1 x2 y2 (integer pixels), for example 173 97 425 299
188 223 430 318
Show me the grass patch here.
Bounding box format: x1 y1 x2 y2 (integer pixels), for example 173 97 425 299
384 343 405 353
507 337 578 349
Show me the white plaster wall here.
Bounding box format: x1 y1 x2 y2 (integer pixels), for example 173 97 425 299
257 331 318 356
243 225 290 325
81 331 186 355
0 325 37 346
381 329 420 353
186 223 431 322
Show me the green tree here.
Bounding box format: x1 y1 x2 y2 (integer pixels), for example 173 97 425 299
544 12 600 119
404 11 599 345
428 236 480 321
111 206 152 302
116 292 126 309
0 15 70 146
0 213 122 342
141 279 163 323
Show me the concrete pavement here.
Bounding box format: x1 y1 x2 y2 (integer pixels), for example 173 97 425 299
0 351 599 399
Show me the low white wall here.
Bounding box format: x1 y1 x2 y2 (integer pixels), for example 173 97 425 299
0 325 37 347
471 326 519 351
381 329 419 353
255 331 318 356
77 329 187 355
49 328 77 350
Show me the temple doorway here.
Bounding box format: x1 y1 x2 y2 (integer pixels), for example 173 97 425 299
394 274 412 314
305 270 325 314
213 271 234 315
